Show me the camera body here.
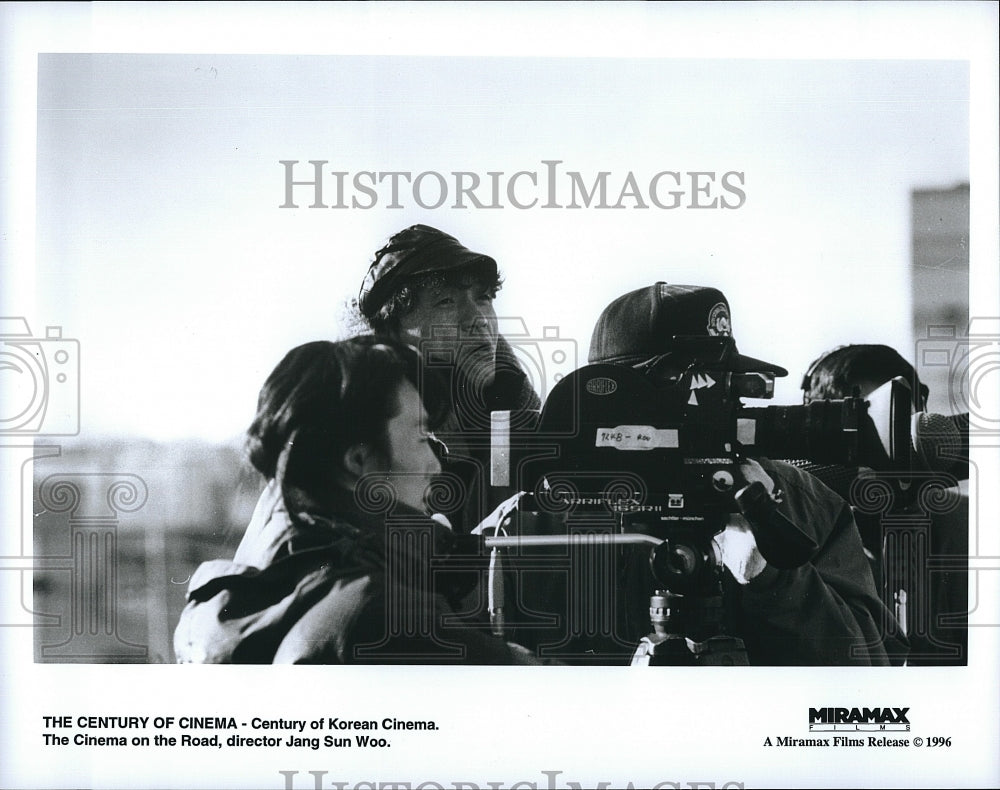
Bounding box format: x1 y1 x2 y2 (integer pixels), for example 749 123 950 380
506 361 741 524
0 318 80 436
492 336 886 522
489 337 911 597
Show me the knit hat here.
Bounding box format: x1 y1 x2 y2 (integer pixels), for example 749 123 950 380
358 225 497 319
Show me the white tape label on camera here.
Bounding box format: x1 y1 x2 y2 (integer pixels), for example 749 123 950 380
595 426 679 450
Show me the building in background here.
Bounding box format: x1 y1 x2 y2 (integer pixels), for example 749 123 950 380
912 183 970 415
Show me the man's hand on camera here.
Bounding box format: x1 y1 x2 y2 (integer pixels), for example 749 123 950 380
739 457 776 496
713 458 777 584
714 515 768 584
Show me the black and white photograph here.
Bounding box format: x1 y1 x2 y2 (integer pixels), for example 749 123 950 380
1 3 998 789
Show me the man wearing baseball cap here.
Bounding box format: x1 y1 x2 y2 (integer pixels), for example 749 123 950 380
586 282 905 665
357 225 540 533
589 282 788 377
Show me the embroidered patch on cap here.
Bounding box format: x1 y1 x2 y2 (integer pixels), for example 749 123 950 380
706 302 732 336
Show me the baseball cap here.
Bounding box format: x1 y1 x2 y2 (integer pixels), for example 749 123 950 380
358 225 497 319
588 282 788 376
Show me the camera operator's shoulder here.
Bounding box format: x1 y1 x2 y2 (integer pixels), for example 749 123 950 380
758 458 852 541
760 458 846 502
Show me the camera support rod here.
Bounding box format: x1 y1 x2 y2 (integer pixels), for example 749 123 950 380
482 533 664 550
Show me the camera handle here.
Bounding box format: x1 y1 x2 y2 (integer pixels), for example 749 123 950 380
734 481 818 570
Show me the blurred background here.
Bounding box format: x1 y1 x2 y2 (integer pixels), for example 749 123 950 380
8 54 968 662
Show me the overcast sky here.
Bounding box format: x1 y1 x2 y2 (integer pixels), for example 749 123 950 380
28 54 970 441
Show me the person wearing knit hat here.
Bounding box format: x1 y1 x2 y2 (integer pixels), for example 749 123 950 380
359 225 505 390
358 225 540 534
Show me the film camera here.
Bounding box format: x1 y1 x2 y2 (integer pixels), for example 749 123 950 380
489 338 905 564
485 285 915 664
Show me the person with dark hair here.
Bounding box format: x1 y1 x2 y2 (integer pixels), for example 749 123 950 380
174 336 541 664
801 343 929 411
802 343 967 477
356 225 541 533
580 283 906 665
800 343 968 666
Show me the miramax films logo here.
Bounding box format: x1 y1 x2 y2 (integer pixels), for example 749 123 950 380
809 707 910 732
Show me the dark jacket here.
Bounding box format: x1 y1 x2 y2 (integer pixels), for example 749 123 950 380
174 486 531 664
727 459 907 665
433 334 541 533
501 459 907 666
